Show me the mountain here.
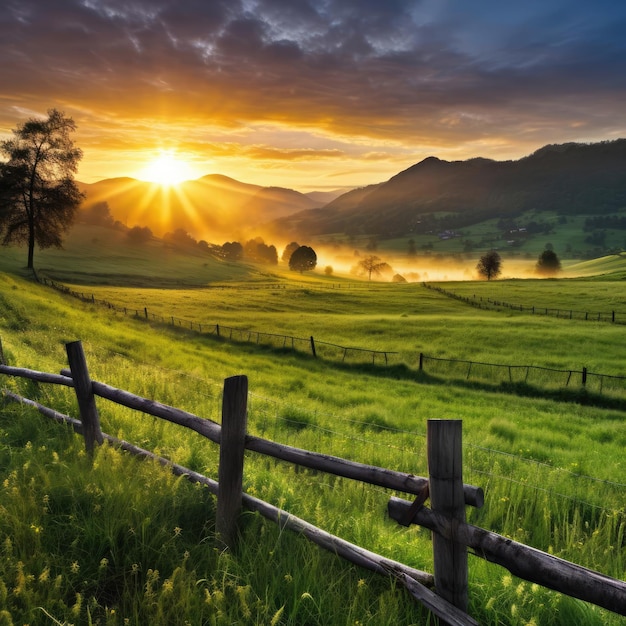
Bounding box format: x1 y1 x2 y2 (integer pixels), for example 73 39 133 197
305 189 348 205
79 139 626 244
78 174 320 241
272 139 626 238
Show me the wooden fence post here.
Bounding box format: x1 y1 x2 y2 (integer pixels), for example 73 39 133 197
419 352 424 371
428 419 468 613
582 367 587 386
0 337 5 365
310 336 317 358
217 375 249 549
66 341 103 455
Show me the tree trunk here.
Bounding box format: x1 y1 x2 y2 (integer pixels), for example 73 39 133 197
27 213 35 269
27 238 35 269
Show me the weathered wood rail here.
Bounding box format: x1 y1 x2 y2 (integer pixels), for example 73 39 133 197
1 340 625 623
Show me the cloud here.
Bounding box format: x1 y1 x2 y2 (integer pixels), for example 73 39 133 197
2 0 626 186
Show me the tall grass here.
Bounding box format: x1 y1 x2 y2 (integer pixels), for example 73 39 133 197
1 263 625 624
0 401 434 625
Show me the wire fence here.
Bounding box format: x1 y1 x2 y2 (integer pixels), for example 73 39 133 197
118 356 626 501
94 356 626 518
36 275 626 401
425 283 626 323
37 276 397 365
418 353 626 398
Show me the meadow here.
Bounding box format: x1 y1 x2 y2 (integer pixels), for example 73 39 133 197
0 235 625 625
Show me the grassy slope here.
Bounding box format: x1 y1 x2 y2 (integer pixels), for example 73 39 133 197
1 235 625 625
0 224 271 287
378 209 626 260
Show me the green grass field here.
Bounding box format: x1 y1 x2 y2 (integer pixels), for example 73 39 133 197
1 230 625 625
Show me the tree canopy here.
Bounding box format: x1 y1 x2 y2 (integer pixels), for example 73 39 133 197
0 109 83 268
282 241 300 263
358 255 388 280
476 250 502 280
222 241 243 261
127 225 153 245
289 245 317 272
536 249 561 276
244 237 278 264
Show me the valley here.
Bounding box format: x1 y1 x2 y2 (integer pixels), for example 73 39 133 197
0 236 625 624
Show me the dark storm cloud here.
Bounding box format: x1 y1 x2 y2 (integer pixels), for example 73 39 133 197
2 0 626 162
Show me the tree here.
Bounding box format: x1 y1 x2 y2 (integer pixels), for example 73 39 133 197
222 241 243 261
289 245 317 272
476 250 502 280
0 109 83 268
82 201 114 227
257 242 278 265
243 236 264 259
536 249 561 276
358 255 387 280
281 241 300 263
127 225 153 244
164 228 197 248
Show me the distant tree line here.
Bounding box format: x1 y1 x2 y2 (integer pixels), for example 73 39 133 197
79 202 321 271
220 237 278 264
221 238 319 273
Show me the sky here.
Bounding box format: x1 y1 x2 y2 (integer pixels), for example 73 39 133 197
2 0 626 191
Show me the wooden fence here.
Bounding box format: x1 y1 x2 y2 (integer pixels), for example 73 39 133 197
34 275 626 399
425 283 626 324
417 353 626 397
37 276 396 365
1 341 625 624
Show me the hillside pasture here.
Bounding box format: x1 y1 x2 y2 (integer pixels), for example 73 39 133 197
1 253 625 624
39 275 626 379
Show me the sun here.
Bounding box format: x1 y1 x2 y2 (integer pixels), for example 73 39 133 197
137 151 196 186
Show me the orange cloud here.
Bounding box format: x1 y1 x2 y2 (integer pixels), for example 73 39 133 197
2 0 626 190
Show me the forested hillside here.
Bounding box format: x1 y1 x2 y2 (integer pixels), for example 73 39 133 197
274 139 626 238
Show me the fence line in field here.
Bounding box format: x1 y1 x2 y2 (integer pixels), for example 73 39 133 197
37 276 396 365
1 341 625 622
115 354 623 531
34 276 626 400
418 352 626 398
425 282 626 323
71 351 626 502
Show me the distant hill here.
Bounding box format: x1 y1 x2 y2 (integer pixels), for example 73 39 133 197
272 139 626 238
78 174 321 241
78 140 626 245
304 189 348 205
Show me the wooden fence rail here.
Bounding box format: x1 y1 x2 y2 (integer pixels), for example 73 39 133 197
2 341 626 623
1 390 476 625
54 368 484 506
388 497 626 615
